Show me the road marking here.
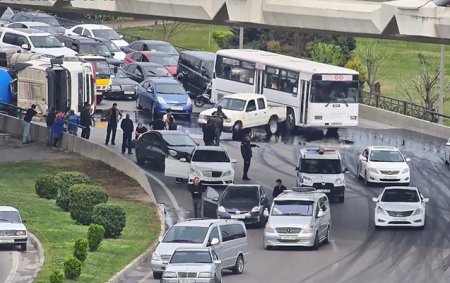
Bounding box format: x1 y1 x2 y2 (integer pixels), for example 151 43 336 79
144 172 185 222
5 251 19 283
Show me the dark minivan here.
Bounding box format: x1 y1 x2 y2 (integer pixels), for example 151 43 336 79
177 51 215 97
204 185 270 227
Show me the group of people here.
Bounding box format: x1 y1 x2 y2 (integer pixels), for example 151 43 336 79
202 106 227 146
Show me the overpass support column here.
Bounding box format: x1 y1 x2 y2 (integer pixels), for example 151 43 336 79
239 27 244 49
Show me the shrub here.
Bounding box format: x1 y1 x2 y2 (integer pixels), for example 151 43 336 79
49 270 64 283
92 204 126 238
212 30 232 48
73 238 88 263
64 257 82 280
69 184 108 225
35 174 58 199
87 224 105 252
266 40 281 53
55 172 92 211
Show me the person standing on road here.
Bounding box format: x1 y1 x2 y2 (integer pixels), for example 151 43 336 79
45 106 56 146
240 133 259 180
211 106 227 146
167 116 177 130
150 115 166 130
52 112 66 148
272 179 287 199
135 122 148 140
202 119 216 146
80 103 92 140
105 103 123 145
163 109 175 124
121 113 134 155
22 104 43 144
67 110 80 136
188 177 205 218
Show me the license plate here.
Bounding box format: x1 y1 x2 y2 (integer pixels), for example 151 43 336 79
171 106 183 111
231 214 246 219
124 91 134 94
318 189 331 193
280 236 297 240
0 239 14 243
396 218 407 222
180 280 195 283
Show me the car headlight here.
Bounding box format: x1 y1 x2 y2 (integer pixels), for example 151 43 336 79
412 208 423 216
335 178 343 185
198 272 212 278
251 206 261 213
368 167 378 173
401 168 409 174
265 226 275 233
157 96 167 104
376 206 386 215
168 149 177 157
15 230 26 236
187 98 192 105
163 271 177 278
152 252 161 261
222 170 232 176
106 85 112 91
302 177 312 185
224 118 231 123
218 206 226 212
301 226 314 234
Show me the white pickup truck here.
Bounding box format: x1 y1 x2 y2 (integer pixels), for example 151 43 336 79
198 93 287 139
445 138 450 166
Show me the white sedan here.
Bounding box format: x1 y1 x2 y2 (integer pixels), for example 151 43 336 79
65 24 129 47
356 146 410 185
373 186 428 229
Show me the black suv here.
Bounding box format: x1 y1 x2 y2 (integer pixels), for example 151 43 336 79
9 11 65 35
177 51 215 96
56 35 112 58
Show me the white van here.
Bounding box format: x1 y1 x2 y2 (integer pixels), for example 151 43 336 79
151 219 248 279
295 147 348 203
0 28 77 57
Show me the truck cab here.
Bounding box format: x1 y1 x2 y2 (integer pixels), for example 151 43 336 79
295 147 347 203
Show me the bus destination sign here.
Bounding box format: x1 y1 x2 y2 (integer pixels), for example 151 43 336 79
322 74 353 81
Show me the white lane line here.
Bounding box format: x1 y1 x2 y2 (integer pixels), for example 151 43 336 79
5 251 19 283
144 172 185 222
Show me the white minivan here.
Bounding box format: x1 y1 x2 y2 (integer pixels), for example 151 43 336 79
0 28 78 57
151 219 249 279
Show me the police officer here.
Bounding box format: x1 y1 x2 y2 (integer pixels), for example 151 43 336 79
240 133 259 180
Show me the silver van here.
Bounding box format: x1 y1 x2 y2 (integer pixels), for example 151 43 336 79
151 219 249 279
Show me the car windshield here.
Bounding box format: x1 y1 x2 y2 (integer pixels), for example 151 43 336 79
113 69 128 78
170 251 212 264
29 35 62 48
272 200 314 216
381 189 420 202
163 226 208 244
144 66 170 76
149 54 177 66
36 16 60 27
300 159 342 174
192 150 230 162
370 150 404 162
0 211 21 223
34 26 56 34
92 29 121 40
216 98 246 111
310 80 359 103
154 83 185 95
163 134 197 147
90 60 111 78
102 40 121 52
149 44 178 54
222 187 258 202
79 43 112 57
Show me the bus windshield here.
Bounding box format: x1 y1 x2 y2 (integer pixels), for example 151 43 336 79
310 80 358 104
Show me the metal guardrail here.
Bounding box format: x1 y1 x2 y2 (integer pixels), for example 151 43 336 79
359 91 450 123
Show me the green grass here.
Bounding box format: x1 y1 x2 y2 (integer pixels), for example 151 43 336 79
0 161 160 283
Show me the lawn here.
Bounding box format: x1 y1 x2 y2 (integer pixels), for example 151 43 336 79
0 159 160 283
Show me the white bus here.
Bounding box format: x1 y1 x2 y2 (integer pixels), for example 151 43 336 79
212 49 359 131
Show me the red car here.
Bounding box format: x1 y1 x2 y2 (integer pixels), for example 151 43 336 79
123 51 178 75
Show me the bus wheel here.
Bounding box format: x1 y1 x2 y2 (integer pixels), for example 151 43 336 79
285 109 295 132
232 122 242 141
266 116 278 135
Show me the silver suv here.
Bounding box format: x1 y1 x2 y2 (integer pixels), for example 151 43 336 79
263 188 331 250
151 219 248 279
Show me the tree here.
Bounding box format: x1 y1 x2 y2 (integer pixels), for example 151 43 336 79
357 44 386 93
345 55 368 88
154 20 189 41
310 43 345 66
401 53 450 110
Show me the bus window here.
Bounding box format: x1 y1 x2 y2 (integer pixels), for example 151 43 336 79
265 67 280 90
215 56 255 84
310 80 359 104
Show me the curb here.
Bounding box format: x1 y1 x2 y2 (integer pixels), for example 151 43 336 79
28 232 45 279
107 205 166 283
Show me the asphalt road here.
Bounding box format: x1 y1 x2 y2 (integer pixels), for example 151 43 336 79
96 99 450 283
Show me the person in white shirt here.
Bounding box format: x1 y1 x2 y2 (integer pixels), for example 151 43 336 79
162 109 175 127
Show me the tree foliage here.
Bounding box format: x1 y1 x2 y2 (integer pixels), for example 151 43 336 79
345 55 368 88
310 43 345 66
154 20 190 41
357 44 386 92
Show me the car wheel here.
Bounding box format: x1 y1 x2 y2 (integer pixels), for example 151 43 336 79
374 224 380 230
356 164 361 180
232 122 243 141
232 255 244 274
324 226 330 244
364 171 370 186
312 232 320 250
194 95 206 107
20 243 27 252
136 96 142 109
153 271 162 279
266 116 278 135
418 224 425 230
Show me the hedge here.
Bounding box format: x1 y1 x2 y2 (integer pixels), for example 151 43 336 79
68 184 108 225
64 257 82 280
92 204 126 238
35 174 58 199
87 224 105 252
55 172 92 211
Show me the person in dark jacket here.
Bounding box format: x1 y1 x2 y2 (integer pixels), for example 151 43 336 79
272 179 287 199
135 122 148 140
120 114 134 154
105 103 123 145
52 112 66 148
211 106 227 146
45 107 56 146
167 116 177 130
80 103 92 139
150 115 166 130
202 119 216 146
240 133 259 180
188 177 205 218
67 110 80 136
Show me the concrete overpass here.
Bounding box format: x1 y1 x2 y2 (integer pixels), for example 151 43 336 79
2 0 450 43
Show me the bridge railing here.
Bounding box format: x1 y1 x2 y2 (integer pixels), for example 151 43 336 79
359 91 450 124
